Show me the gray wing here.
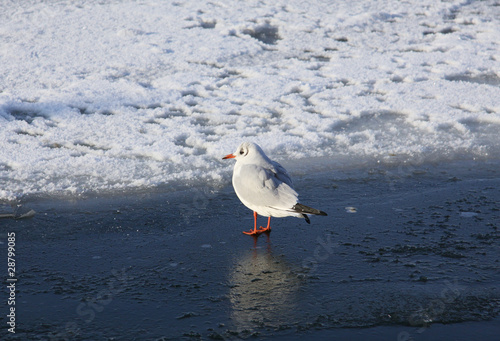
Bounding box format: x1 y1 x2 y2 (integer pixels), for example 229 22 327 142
270 160 294 188
234 164 298 209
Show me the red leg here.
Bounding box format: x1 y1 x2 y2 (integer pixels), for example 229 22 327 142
243 212 259 235
265 216 271 231
243 213 271 235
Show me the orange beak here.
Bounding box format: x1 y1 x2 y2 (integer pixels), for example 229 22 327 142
222 153 235 159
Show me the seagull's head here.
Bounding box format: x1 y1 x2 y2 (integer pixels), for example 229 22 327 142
222 142 266 162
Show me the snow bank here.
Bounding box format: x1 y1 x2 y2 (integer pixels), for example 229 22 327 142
1 0 499 200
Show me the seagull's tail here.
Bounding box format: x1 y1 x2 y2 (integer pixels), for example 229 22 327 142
292 203 327 224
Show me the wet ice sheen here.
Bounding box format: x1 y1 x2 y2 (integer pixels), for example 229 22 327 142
5 164 499 339
0 0 499 201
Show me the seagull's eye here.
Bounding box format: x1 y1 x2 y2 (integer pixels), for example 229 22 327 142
239 149 245 155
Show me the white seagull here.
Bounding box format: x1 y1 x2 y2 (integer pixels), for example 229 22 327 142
223 142 327 235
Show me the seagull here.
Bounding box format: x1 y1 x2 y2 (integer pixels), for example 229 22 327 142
223 142 327 235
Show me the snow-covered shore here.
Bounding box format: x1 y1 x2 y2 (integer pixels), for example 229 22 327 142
1 0 499 201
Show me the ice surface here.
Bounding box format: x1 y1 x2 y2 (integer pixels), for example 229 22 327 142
1 0 499 201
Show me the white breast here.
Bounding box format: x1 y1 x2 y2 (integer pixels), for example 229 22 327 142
232 161 300 218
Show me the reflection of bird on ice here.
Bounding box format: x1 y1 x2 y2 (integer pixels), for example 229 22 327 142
228 238 302 331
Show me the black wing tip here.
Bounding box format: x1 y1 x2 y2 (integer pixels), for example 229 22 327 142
293 203 328 216
303 214 311 224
